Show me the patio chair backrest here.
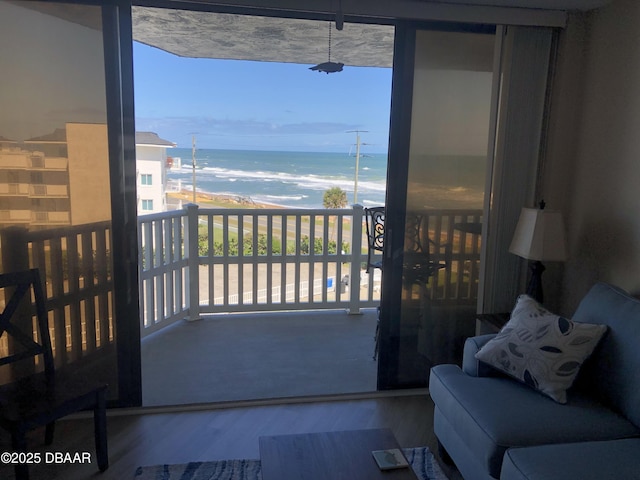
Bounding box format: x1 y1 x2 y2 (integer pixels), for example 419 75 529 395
0 268 55 386
364 206 385 273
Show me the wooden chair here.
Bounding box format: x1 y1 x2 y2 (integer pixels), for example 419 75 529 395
0 269 108 480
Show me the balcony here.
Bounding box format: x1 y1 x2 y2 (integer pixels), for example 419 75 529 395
0 183 29 196
0 205 481 406
0 154 68 170
0 209 31 223
141 307 381 406
139 204 379 336
31 210 70 225
138 204 481 336
29 183 69 198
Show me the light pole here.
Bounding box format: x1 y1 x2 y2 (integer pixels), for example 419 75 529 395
191 135 196 204
347 130 368 204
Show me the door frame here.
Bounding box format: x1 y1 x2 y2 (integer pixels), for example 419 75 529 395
102 0 142 407
377 21 415 390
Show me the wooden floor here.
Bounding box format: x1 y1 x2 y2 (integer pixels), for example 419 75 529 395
0 393 463 480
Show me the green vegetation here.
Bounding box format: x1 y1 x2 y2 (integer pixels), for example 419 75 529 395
299 236 350 255
197 231 349 257
322 187 348 209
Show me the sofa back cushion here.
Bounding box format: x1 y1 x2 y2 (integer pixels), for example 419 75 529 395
572 282 640 428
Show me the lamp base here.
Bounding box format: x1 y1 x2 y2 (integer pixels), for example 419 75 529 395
526 261 545 304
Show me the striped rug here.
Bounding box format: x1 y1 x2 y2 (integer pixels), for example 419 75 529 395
134 446 448 480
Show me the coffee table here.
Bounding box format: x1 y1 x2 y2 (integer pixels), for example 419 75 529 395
259 428 418 480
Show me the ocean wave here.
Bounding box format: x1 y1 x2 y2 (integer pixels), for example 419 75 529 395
263 194 308 201
168 149 486 210
175 164 386 193
362 198 385 206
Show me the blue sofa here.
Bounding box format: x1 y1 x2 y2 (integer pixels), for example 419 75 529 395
429 282 640 480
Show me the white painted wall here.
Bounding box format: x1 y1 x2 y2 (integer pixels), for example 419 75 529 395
544 0 640 313
136 145 168 214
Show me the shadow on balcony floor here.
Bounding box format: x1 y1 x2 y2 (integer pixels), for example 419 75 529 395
142 308 379 406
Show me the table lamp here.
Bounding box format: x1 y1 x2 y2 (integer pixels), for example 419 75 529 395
509 202 567 304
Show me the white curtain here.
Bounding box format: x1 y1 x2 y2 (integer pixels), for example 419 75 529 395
478 25 555 314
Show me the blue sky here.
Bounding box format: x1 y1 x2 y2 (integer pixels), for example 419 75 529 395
133 42 393 153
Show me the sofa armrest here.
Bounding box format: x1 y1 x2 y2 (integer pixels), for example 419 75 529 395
462 334 497 377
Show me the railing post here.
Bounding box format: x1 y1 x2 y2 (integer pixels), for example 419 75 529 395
185 203 201 321
349 204 364 314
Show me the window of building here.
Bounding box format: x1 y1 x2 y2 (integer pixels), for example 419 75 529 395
141 174 152 185
141 199 153 210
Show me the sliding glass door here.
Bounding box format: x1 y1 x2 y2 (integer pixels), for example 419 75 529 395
0 0 140 406
378 23 496 388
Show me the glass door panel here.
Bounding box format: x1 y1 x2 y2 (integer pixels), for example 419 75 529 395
386 27 495 387
0 1 121 400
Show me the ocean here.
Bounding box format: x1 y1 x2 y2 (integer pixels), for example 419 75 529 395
168 148 388 209
167 148 486 210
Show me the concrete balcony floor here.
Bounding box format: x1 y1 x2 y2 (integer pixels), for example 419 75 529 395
142 308 379 406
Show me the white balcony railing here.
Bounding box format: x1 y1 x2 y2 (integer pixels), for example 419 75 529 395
0 221 113 368
0 205 482 360
137 204 483 338
137 204 376 337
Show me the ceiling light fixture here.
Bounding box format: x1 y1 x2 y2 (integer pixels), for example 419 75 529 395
309 21 344 74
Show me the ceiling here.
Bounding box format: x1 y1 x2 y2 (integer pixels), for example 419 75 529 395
131 0 611 68
132 8 396 68
17 0 613 69
407 0 610 9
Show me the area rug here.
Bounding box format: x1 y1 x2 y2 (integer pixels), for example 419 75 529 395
134 447 448 480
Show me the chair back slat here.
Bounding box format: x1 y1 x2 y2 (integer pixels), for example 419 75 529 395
0 350 46 367
0 269 55 380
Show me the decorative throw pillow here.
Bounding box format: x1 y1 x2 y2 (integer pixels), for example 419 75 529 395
475 295 607 403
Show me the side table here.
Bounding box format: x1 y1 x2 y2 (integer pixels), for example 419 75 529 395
475 313 509 336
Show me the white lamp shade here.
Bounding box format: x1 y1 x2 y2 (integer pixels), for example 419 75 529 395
509 207 567 262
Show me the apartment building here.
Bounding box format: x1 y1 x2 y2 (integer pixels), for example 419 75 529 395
135 131 177 215
0 124 175 229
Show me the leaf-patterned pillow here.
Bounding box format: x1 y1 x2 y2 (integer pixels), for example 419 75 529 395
475 295 607 403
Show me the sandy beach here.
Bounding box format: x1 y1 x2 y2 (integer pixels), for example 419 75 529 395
167 189 287 209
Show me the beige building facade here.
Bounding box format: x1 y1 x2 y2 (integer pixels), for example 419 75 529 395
0 124 174 230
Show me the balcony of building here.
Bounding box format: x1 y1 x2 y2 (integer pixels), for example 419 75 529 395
141 307 381 406
0 204 482 407
0 183 30 196
29 183 69 198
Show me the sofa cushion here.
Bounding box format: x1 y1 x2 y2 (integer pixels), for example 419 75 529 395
475 295 607 403
500 438 640 480
429 364 639 479
571 282 640 429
